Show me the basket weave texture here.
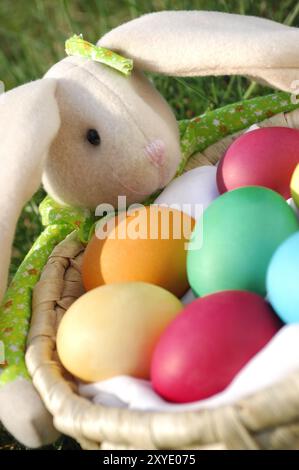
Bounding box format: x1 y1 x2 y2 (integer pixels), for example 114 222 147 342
26 109 299 450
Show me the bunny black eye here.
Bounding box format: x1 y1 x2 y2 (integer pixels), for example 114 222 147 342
86 129 101 146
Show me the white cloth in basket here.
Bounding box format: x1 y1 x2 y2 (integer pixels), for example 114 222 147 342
78 324 299 411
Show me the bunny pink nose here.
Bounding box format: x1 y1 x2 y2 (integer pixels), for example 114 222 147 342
144 139 166 167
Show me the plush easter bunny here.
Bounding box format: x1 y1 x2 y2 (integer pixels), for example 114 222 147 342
1 10 299 448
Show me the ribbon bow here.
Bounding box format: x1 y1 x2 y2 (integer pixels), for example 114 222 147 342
65 34 133 76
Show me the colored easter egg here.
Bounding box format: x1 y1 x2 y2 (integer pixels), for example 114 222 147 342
291 164 299 208
57 282 183 382
187 186 299 297
155 166 218 220
217 127 299 198
267 232 299 323
82 205 195 297
151 291 280 403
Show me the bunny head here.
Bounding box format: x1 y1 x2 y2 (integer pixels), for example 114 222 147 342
43 56 181 209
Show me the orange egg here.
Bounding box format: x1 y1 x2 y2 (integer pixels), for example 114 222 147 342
82 206 195 297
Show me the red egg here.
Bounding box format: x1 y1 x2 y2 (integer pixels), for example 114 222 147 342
217 127 299 198
151 291 281 403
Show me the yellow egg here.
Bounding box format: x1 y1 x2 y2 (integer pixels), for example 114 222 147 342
56 282 183 382
291 164 299 208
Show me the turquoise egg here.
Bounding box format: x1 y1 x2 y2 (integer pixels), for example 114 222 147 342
267 232 299 323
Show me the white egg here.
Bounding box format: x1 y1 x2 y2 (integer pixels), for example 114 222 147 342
155 166 219 220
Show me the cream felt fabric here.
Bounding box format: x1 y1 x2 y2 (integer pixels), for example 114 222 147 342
44 57 181 209
0 79 60 299
99 10 299 93
0 378 59 448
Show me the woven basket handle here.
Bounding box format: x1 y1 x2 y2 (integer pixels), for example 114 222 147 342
99 10 299 93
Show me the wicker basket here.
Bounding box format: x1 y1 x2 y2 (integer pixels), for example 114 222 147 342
25 108 299 450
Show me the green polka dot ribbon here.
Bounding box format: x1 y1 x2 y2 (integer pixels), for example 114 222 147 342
178 91 299 174
65 34 133 76
1 91 299 387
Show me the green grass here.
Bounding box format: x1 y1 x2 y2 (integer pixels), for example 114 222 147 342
0 0 298 450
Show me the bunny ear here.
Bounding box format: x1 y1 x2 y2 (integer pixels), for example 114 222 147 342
99 10 299 92
0 79 60 299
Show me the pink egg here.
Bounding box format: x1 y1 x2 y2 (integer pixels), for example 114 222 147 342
151 291 281 403
217 127 299 198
